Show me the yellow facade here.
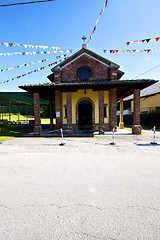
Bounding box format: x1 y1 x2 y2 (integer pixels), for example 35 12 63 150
131 93 160 113
62 89 109 124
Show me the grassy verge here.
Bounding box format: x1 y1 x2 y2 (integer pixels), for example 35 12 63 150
1 114 53 125
0 136 15 142
124 127 132 131
0 115 53 142
1 113 34 121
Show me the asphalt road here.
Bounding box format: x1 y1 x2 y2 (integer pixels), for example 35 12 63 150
0 130 160 240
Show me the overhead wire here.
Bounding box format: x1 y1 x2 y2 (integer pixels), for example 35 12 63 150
132 64 160 80
0 0 55 7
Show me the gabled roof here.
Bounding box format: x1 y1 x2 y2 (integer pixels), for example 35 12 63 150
51 47 121 70
48 47 124 81
124 80 160 101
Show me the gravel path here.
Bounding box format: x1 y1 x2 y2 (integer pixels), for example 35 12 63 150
0 129 160 240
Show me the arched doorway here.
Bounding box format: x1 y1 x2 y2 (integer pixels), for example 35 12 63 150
78 100 92 130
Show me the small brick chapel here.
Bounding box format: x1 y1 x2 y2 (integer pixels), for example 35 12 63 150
20 38 156 135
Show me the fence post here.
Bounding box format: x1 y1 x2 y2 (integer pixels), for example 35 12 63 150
150 126 157 145
59 128 65 146
110 127 116 145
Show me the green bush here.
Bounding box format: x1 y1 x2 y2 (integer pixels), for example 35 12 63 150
117 110 160 128
40 105 50 118
149 110 160 127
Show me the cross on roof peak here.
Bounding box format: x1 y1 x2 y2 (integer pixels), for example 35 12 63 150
82 36 87 49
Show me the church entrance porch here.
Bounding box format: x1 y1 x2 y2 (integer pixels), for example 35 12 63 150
19 43 157 135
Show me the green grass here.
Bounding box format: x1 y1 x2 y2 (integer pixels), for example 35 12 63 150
0 136 15 142
123 124 160 131
1 113 34 122
124 127 132 131
1 114 53 125
0 92 49 105
0 116 54 141
41 118 56 124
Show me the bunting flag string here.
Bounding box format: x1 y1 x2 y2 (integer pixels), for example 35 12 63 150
0 58 49 72
0 41 62 50
86 0 109 46
103 49 160 53
126 37 160 45
0 50 71 57
0 58 67 85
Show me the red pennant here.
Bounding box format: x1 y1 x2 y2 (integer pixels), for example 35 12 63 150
155 37 160 42
126 42 130 45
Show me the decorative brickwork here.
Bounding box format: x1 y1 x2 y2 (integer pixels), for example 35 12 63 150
33 92 42 134
99 91 104 134
109 88 117 131
132 89 141 134
55 90 62 129
76 97 95 130
66 92 73 134
133 89 140 125
61 54 111 82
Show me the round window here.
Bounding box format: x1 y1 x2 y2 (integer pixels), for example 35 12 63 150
78 67 91 80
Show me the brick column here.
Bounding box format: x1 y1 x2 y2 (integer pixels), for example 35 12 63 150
109 88 117 131
49 99 53 130
119 98 124 129
33 93 42 134
132 89 141 134
55 90 62 129
66 92 73 134
99 90 104 134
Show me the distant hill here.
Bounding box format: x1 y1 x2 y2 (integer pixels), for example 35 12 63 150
0 92 49 105
0 92 50 115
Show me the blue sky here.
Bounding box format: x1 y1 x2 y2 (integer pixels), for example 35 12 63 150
0 0 160 92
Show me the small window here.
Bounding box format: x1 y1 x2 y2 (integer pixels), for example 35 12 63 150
64 105 67 118
104 107 107 118
104 104 108 118
78 67 91 80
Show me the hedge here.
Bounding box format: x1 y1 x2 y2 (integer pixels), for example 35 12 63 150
117 110 160 128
